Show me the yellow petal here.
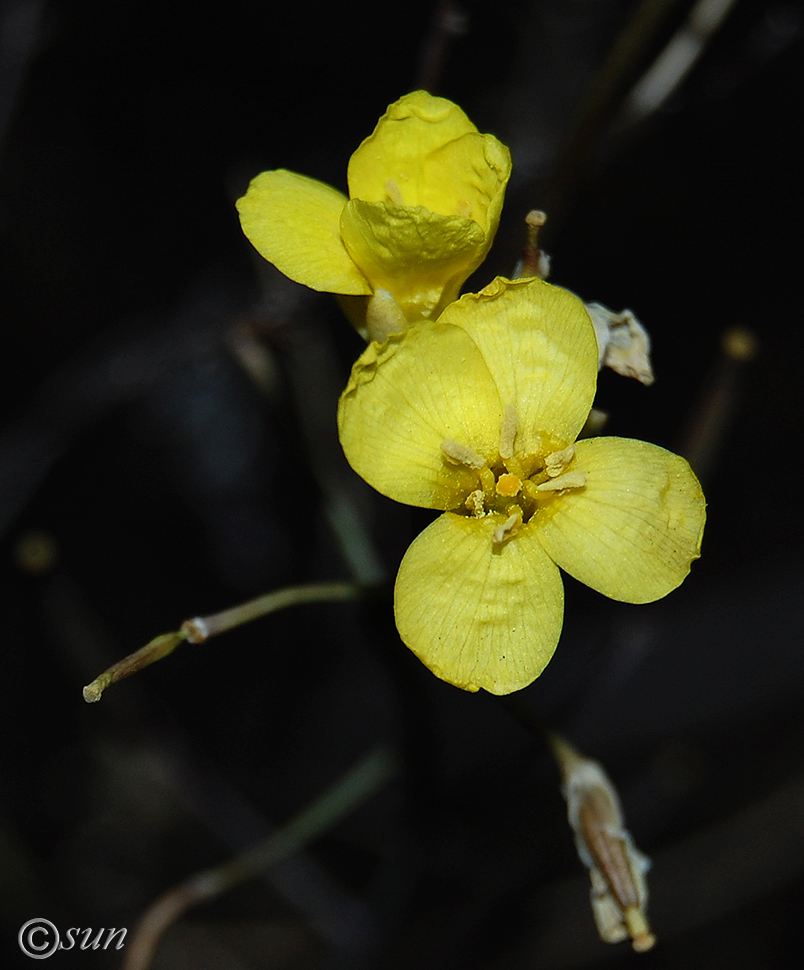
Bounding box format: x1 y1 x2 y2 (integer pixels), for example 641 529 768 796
348 91 479 209
394 513 564 694
417 131 511 233
340 200 486 321
535 437 706 603
337 323 502 509
236 170 371 295
440 277 599 453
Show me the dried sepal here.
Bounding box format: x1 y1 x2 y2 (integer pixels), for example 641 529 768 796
585 302 655 385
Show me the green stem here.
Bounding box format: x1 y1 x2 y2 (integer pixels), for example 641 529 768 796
82 581 364 702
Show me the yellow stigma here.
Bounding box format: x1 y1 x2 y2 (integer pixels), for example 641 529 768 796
496 473 522 497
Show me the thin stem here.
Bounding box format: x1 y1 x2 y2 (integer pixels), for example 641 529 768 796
82 581 364 702
415 0 468 92
180 581 362 643
616 0 740 132
122 744 396 970
679 326 758 486
82 631 186 703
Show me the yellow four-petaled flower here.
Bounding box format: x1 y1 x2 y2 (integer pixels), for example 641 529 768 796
338 277 706 694
236 91 511 337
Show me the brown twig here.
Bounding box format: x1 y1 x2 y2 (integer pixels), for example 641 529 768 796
678 325 758 486
415 0 469 93
122 744 396 970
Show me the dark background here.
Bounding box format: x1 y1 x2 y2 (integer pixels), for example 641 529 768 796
2 0 803 967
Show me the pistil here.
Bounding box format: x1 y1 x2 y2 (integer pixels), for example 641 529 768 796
496 473 522 497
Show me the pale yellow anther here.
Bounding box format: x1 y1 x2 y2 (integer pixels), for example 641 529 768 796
441 439 486 469
545 444 576 477
384 179 405 206
499 404 518 460
496 473 522 497
492 510 522 545
454 199 473 219
536 470 587 492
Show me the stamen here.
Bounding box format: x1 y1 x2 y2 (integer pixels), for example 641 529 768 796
499 405 518 459
521 479 541 504
384 179 404 206
537 470 587 491
545 444 576 477
465 490 486 518
478 466 496 496
504 454 526 479
496 473 522 498
441 439 486 469
492 509 522 545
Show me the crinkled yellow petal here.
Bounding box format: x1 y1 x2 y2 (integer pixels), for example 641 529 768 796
440 277 599 453
236 170 371 295
338 323 502 509
417 131 511 233
535 437 706 603
348 91 479 208
340 200 486 321
394 513 564 694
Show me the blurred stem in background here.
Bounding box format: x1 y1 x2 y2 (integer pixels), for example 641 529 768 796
122 745 397 970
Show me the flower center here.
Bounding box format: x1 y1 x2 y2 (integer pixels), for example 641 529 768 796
440 405 586 545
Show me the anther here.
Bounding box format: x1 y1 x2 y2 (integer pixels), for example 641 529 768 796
466 490 486 517
454 199 473 219
441 439 486 469
499 404 518 459
492 510 522 545
384 179 404 206
545 444 575 477
537 470 587 491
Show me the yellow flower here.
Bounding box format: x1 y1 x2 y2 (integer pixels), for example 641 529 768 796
236 91 511 336
338 277 705 694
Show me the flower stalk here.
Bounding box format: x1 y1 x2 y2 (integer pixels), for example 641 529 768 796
82 582 363 702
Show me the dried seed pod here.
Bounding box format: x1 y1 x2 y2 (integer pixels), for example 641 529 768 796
552 734 656 952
